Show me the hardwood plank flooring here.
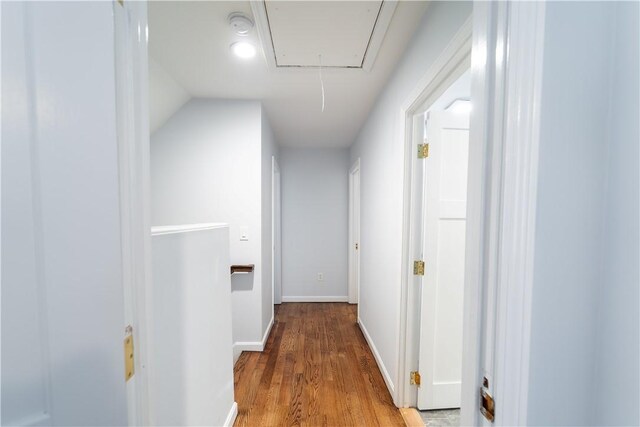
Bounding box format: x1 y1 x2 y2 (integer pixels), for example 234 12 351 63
234 303 405 427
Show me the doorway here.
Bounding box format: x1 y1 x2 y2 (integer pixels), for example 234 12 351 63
416 72 471 414
348 159 361 306
395 16 475 421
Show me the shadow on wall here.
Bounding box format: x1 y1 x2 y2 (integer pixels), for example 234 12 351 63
231 272 254 292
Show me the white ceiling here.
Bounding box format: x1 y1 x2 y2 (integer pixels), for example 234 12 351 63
148 1 429 147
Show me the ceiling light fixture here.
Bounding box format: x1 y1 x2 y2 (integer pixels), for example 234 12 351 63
446 98 472 114
231 41 257 59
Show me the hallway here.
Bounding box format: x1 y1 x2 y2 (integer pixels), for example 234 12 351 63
233 303 405 426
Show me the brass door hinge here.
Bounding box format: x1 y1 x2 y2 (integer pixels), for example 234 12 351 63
480 377 495 422
417 143 429 158
410 371 421 386
124 326 135 381
414 260 425 276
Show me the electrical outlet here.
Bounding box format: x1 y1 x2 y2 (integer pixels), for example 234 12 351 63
317 273 324 282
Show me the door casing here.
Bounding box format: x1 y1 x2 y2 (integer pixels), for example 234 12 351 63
348 159 361 305
397 3 547 426
272 156 282 306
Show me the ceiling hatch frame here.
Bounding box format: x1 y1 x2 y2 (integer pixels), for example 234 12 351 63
250 0 398 71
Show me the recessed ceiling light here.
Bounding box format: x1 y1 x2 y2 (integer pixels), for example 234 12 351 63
231 42 256 59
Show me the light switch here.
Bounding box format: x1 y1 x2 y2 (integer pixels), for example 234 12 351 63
239 226 249 241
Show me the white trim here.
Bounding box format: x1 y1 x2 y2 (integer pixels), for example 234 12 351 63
251 0 396 71
492 2 545 425
397 15 473 409
458 4 503 425
358 318 395 397
113 1 152 425
281 296 349 303
150 223 228 236
348 158 361 306
361 1 398 71
272 157 282 306
249 1 277 70
233 314 274 355
223 402 238 427
233 342 264 353
262 314 274 348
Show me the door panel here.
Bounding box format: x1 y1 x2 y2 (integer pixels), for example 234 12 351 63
417 111 470 410
1 2 129 425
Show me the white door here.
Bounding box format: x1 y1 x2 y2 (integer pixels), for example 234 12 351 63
349 160 361 305
417 110 470 410
1 2 131 425
273 158 283 304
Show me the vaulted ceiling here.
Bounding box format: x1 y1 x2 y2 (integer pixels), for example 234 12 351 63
148 1 429 147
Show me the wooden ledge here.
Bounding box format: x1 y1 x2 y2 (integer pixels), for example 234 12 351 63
230 264 254 274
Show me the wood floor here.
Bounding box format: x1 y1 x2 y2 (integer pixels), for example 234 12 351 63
233 303 405 427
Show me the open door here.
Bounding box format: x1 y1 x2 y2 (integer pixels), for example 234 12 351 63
1 2 135 425
417 110 470 410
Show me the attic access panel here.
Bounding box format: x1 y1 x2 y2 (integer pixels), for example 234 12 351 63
256 0 396 69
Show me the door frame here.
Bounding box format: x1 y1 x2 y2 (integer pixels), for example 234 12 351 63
348 158 361 305
114 0 152 425
272 156 282 306
417 110 471 411
397 15 473 412
397 2 546 425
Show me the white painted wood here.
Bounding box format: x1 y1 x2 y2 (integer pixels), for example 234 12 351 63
397 16 473 409
113 1 152 424
281 296 349 303
459 4 506 425
150 224 235 426
492 2 545 425
460 2 545 425
272 157 282 305
249 1 278 70
265 1 382 67
417 111 470 410
1 2 129 425
223 402 238 427
251 0 396 70
349 159 361 305
232 312 274 363
361 1 399 71
358 318 395 398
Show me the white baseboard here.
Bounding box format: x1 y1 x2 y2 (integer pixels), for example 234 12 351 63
281 296 349 302
261 315 274 347
232 315 274 363
223 402 238 427
358 317 395 397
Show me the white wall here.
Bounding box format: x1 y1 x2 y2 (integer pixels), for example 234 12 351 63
349 1 473 394
2 2 128 425
527 2 639 425
281 148 350 301
595 2 639 424
151 99 276 361
150 225 235 426
149 55 190 134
